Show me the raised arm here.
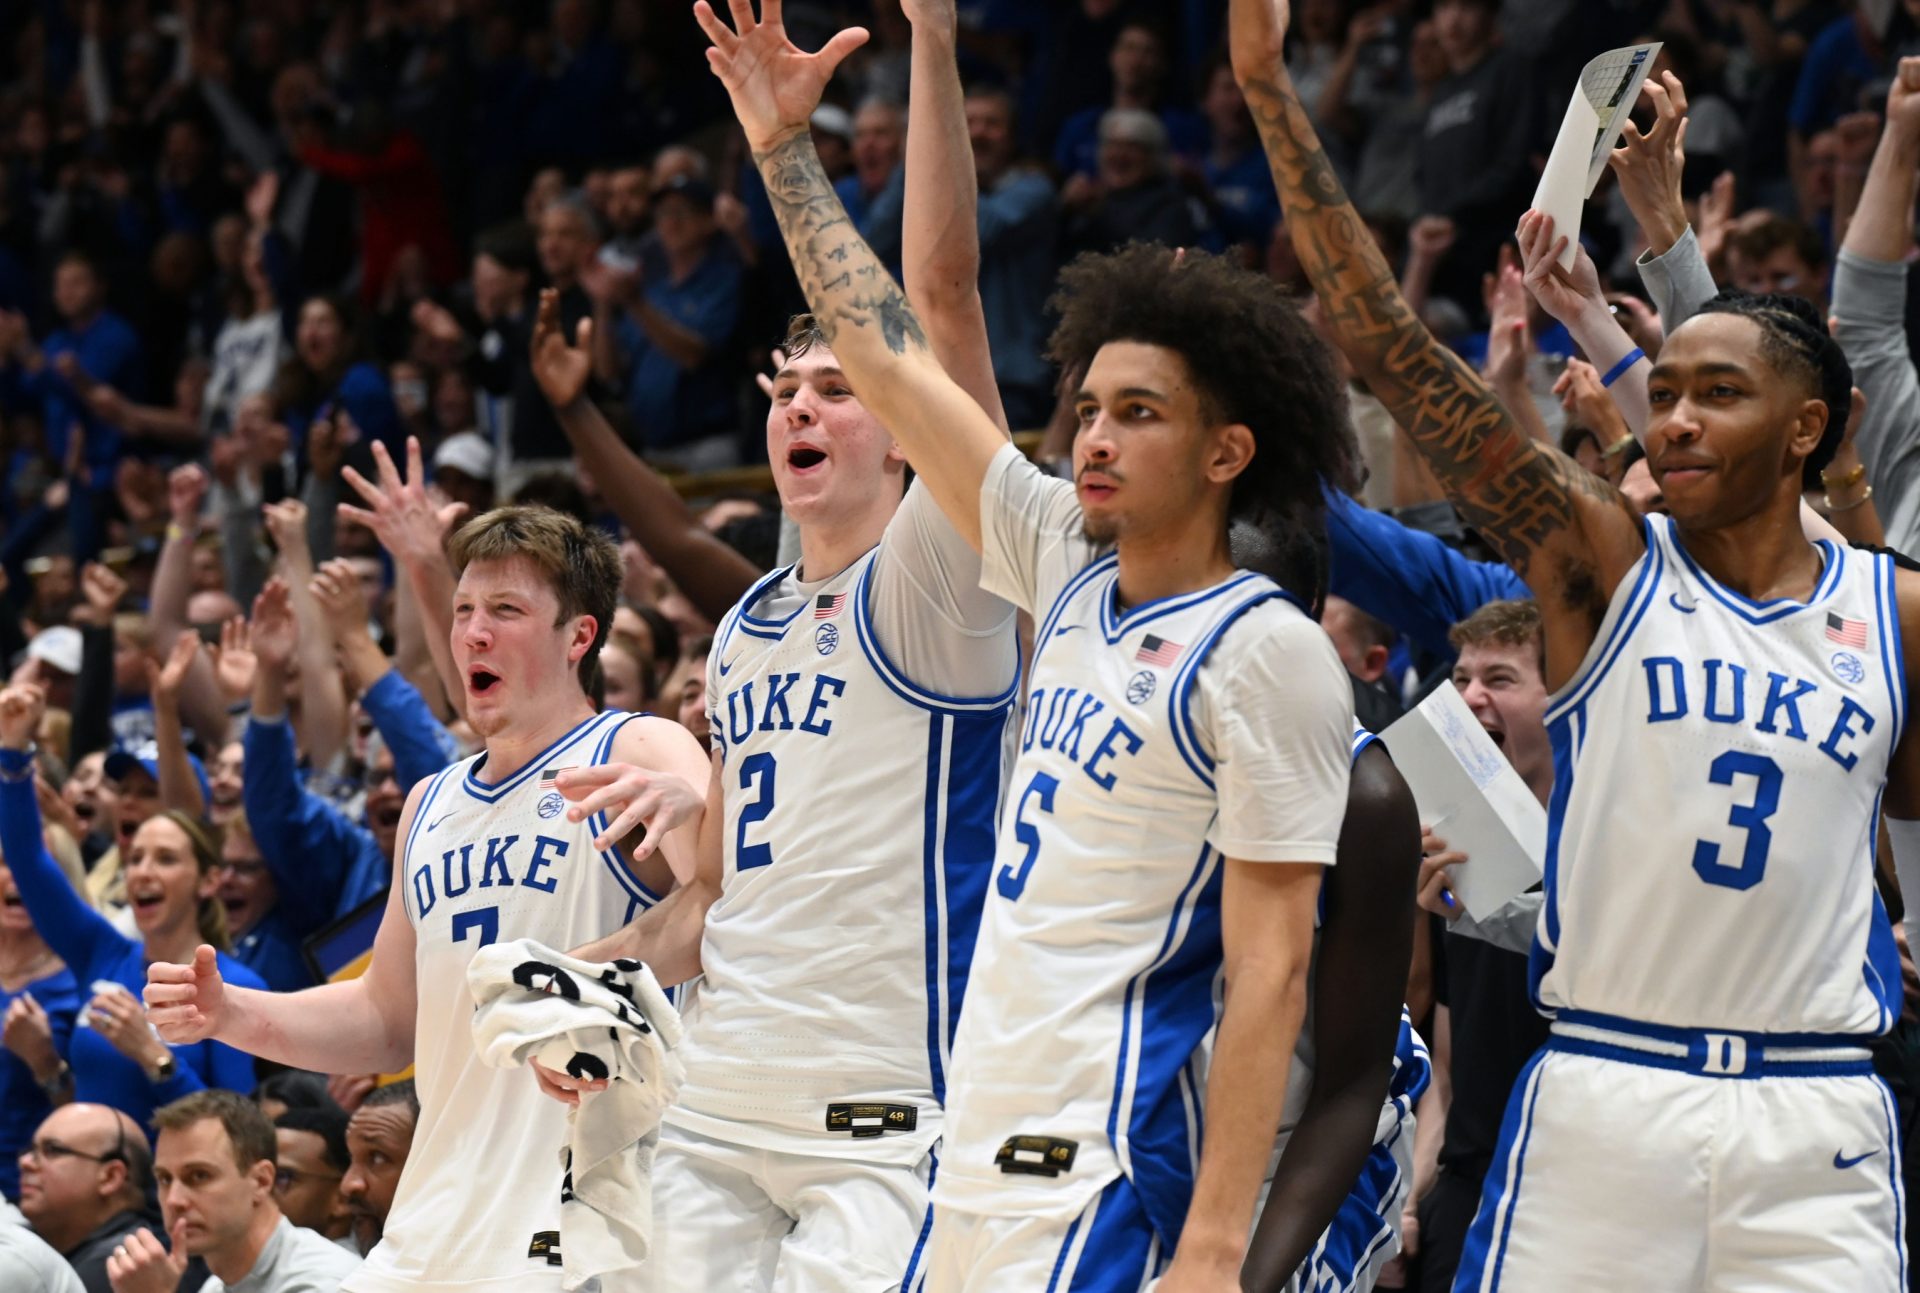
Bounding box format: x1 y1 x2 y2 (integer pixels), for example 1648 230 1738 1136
149 633 208 819
697 0 1005 550
264 497 348 772
529 290 762 620
900 0 1008 433
1229 0 1642 679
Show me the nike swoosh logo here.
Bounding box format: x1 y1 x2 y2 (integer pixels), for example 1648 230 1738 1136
1668 593 1696 614
1834 1149 1881 1170
425 812 457 833
1053 624 1083 638
717 654 744 677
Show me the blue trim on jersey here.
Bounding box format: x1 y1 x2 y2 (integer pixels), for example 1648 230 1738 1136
1876 554 1908 752
1097 568 1267 643
1552 1007 1875 1051
1105 841 1225 1254
1545 1032 1874 1079
587 713 665 909
1032 553 1121 673
1544 520 1666 724
461 711 617 802
920 714 949 1105
1303 1131 1405 1293
1167 587 1296 788
1054 1176 1160 1292
921 711 1004 1108
1863 848 1900 1037
1876 1076 1909 1287
400 766 457 924
1529 708 1579 995
715 564 802 664
1666 516 1844 625
852 558 1021 714
1452 1048 1548 1293
1350 724 1378 759
735 562 807 629
900 1148 938 1290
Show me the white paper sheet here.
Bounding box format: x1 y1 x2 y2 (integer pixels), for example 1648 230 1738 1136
1531 42 1662 268
1381 681 1547 918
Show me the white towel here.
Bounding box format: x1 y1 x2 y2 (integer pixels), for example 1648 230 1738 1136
468 939 685 1292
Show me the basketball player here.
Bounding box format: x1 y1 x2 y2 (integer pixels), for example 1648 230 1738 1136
144 505 713 1293
697 4 1356 1287
1233 0 1920 1285
535 5 1021 1287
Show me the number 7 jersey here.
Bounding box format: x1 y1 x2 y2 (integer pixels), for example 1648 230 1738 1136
1534 514 1907 1035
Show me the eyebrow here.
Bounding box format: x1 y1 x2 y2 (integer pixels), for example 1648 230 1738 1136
1075 385 1170 404
1648 360 1753 383
773 366 846 383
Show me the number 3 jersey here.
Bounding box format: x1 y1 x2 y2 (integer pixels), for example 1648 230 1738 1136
356 709 660 1293
932 446 1353 1236
678 483 1019 1162
1535 514 1907 1037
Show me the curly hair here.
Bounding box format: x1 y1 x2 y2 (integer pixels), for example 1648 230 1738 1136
1692 290 1850 481
1045 244 1356 541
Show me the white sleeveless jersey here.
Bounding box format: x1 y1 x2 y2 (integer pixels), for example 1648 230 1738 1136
670 550 1017 1162
348 709 657 1293
1272 726 1432 1167
1534 516 1907 1036
932 553 1349 1241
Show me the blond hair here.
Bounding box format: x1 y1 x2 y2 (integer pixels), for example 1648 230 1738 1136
446 505 622 696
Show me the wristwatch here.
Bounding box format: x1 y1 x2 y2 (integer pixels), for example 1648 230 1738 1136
147 1052 177 1084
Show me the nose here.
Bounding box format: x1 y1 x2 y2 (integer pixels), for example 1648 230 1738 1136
1458 676 1493 715
785 386 818 427
340 1167 365 1201
1078 413 1117 463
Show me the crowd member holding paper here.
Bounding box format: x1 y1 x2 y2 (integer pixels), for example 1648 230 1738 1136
1236 0 1920 1286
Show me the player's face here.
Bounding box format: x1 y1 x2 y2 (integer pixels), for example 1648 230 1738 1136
1645 315 1825 529
341 1103 416 1253
214 831 276 938
1072 341 1247 545
452 557 595 739
155 1119 268 1259
1453 640 1552 797
765 346 904 527
274 1128 348 1237
124 816 216 938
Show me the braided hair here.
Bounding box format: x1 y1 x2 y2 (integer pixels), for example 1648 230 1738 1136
1692 290 1851 483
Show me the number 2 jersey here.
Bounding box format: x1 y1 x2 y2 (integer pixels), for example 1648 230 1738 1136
1534 514 1907 1036
356 708 661 1293
677 479 1019 1162
932 446 1353 1240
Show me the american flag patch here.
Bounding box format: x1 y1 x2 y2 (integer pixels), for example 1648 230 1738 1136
538 766 575 789
1826 613 1869 649
1135 634 1183 667
814 592 848 619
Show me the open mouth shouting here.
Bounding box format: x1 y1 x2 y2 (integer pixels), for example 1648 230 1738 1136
467 664 503 698
785 442 828 474
128 882 166 921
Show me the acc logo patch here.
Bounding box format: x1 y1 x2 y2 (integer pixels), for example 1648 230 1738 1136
1830 651 1866 685
1126 670 1157 705
816 623 840 656
537 792 565 820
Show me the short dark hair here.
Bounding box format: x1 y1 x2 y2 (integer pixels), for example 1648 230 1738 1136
632 604 680 669
1730 215 1826 273
781 313 830 358
359 1079 420 1119
275 1108 351 1173
154 1090 278 1174
1449 599 1545 673
1046 243 1356 538
1693 290 1850 479
447 506 622 696
253 1069 337 1113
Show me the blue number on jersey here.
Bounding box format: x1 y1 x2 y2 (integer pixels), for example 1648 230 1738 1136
1690 751 1783 892
737 752 777 871
452 905 499 947
996 771 1059 901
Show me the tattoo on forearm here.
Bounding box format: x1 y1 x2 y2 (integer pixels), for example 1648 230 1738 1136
755 133 929 357
1239 72 1623 593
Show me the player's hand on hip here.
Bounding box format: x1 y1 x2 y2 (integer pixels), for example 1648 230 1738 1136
1418 827 1468 920
556 763 703 855
143 945 226 1043
532 1058 608 1107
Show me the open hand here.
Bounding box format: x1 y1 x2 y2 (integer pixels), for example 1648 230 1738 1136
150 631 199 707
554 763 704 854
1608 70 1689 254
694 0 870 154
310 558 373 642
209 616 258 705
530 287 594 409
248 578 298 670
340 437 469 569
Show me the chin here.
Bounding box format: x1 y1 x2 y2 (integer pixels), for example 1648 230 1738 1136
1080 513 1120 545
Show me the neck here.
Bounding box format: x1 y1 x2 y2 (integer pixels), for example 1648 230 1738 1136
50 1200 127 1254
0 927 57 988
1525 762 1554 808
795 496 896 583
1673 495 1821 603
482 697 599 783
208 1205 282 1285
1112 516 1238 610
144 918 207 969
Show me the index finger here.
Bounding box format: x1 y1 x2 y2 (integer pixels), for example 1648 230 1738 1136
340 464 385 510
554 765 626 795
406 435 426 490
371 438 403 495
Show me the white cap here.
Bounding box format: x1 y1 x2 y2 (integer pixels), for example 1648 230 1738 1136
27 626 82 675
810 105 854 143
433 432 494 482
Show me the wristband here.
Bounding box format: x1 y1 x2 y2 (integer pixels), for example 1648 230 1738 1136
165 522 186 542
1599 348 1645 388
1825 484 1874 513
1821 461 1866 490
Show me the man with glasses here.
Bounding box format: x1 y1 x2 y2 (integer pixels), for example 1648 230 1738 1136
15 1104 156 1293
270 1109 353 1251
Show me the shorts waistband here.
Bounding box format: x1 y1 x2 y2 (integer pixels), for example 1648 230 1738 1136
1547 1009 1874 1079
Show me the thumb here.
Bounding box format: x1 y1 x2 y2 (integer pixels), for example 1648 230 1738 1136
574 316 594 351
194 944 220 980
817 26 870 74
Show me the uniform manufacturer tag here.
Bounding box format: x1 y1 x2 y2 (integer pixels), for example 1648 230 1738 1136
528 1230 562 1266
825 1103 918 1138
995 1135 1078 1177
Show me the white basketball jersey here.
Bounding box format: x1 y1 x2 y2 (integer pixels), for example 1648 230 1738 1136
1534 516 1906 1035
933 559 1336 1240
348 709 657 1293
670 550 1016 1162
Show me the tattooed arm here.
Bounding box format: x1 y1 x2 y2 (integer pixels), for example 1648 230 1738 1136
1228 0 1644 682
696 0 1007 550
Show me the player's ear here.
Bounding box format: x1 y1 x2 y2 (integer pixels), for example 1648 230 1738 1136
568 615 598 664
1787 398 1827 467
1205 422 1256 488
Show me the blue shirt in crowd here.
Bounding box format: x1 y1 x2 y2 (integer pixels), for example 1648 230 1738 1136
616 241 744 450
3 311 144 491
0 963 78 1200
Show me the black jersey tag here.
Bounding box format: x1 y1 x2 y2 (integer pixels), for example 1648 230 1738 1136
824 1103 918 1138
995 1135 1078 1177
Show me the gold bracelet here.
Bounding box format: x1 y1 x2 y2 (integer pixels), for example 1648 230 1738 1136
1825 484 1874 513
1821 460 1866 490
164 522 185 542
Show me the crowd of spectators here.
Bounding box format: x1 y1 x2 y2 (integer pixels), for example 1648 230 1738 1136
6 0 1920 1290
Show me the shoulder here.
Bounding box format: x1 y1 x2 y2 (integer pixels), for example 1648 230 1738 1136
607 712 706 768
